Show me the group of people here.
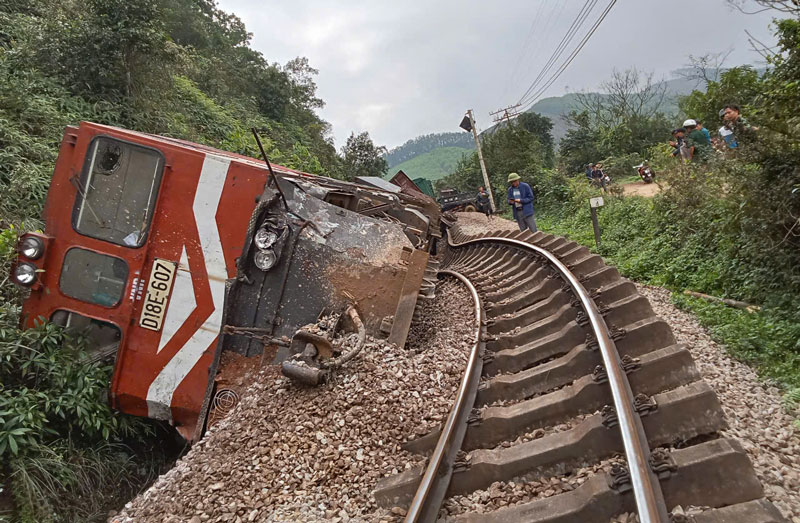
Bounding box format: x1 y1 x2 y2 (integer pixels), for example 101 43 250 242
467 105 756 236
670 104 754 163
584 163 608 190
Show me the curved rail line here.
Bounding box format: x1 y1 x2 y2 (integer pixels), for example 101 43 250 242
405 270 486 522
376 224 785 523
445 232 669 523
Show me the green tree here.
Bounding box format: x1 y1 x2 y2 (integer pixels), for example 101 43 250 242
439 113 555 208
340 131 388 181
558 112 602 175
559 68 672 175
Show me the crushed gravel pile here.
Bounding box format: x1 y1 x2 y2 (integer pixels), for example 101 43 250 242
452 212 518 237
114 277 474 522
637 284 800 521
442 459 613 516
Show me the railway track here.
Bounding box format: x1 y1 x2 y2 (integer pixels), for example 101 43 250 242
375 224 785 522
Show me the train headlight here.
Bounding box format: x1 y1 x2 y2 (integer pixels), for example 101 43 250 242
19 236 44 260
254 249 277 271
13 262 37 286
254 228 278 250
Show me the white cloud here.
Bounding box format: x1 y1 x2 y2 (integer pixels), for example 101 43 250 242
218 0 779 149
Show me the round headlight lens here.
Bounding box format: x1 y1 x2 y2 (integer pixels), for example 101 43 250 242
19 236 44 260
254 249 277 271
13 263 37 286
254 228 278 250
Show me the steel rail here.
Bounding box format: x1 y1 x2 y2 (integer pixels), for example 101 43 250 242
404 270 485 523
447 232 670 523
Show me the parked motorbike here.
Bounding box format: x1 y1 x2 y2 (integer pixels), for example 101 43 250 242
634 163 656 184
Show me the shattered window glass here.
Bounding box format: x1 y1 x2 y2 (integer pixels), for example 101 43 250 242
72 136 164 247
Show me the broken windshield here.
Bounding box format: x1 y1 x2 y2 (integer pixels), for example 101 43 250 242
72 136 164 247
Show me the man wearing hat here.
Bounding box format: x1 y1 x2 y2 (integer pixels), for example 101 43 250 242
506 172 538 233
683 119 712 162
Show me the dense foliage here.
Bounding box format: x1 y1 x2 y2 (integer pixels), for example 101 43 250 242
538 17 800 417
339 131 388 181
0 0 347 228
0 0 379 520
438 112 563 212
558 69 674 175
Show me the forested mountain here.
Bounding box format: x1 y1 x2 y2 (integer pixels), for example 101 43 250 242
385 147 471 182
1 0 344 226
384 132 474 168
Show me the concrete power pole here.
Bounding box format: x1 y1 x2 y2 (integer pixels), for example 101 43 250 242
467 109 496 213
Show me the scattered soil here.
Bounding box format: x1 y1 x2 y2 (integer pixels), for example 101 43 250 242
452 212 518 237
620 181 663 197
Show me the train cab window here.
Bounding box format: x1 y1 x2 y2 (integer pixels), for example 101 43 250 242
72 137 165 247
60 248 128 307
50 310 121 362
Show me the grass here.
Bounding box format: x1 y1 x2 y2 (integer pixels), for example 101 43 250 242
537 195 800 422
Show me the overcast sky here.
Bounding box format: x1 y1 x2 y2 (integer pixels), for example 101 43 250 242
217 0 779 150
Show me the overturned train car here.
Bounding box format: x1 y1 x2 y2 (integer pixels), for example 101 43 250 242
10 122 440 441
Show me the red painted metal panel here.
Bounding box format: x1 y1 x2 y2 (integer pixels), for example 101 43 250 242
20 122 276 437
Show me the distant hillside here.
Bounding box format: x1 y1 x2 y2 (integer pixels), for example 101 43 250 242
488 76 701 143
387 74 713 176
385 132 474 168
385 147 471 182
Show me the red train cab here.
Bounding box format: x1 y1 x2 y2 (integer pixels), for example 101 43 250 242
11 122 296 440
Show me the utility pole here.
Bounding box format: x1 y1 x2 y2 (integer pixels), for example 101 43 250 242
465 109 496 213
490 104 522 125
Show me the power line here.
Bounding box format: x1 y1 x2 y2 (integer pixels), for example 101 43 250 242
504 0 550 95
509 1 568 100
519 0 617 111
516 0 599 106
516 0 597 104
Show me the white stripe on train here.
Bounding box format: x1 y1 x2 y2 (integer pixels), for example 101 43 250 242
146 155 230 421
156 246 195 354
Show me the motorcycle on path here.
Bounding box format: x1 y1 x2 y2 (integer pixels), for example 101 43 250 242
634 162 656 183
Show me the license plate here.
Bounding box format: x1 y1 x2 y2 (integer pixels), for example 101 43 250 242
139 258 177 332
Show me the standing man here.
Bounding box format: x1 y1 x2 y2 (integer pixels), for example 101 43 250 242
721 104 756 146
670 127 690 162
683 119 712 163
476 186 492 219
506 173 537 233
696 120 711 141
591 163 607 191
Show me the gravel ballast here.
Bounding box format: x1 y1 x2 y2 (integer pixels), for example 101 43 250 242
114 277 475 522
114 213 800 521
454 214 800 520
637 284 800 521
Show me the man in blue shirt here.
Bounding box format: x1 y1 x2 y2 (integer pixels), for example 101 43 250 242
506 172 537 233
696 120 711 141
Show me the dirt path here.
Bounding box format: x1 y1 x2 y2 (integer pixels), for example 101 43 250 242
620 180 662 197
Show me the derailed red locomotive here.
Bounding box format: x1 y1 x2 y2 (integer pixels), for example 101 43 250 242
10 122 440 441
